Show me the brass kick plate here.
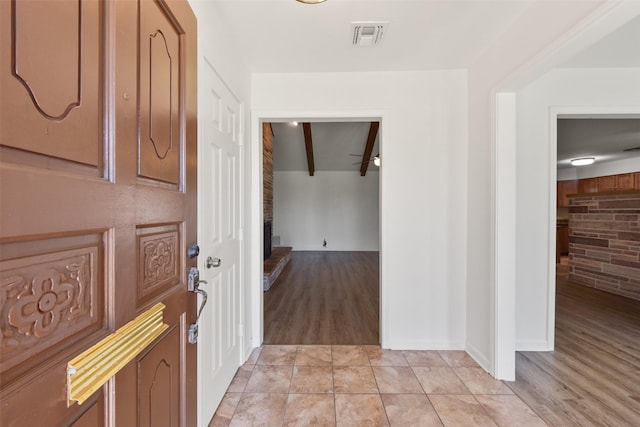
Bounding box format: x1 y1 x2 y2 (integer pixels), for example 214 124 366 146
67 303 168 406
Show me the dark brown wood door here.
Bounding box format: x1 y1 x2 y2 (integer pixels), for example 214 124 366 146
0 0 197 425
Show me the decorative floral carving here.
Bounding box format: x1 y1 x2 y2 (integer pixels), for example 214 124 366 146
144 238 176 286
8 268 75 337
2 255 91 343
67 262 88 320
1 248 98 374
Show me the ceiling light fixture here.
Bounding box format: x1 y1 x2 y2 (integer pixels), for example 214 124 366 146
571 157 595 166
296 0 326 4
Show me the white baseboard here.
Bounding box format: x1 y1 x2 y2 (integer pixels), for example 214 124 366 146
383 340 465 351
465 342 491 372
243 343 256 364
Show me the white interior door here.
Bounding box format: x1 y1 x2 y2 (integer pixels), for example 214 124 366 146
197 59 243 426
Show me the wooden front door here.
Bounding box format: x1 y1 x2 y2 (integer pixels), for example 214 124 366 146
0 0 197 425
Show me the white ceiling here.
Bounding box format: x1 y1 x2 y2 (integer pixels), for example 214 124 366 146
557 119 640 169
214 0 534 72
214 1 640 170
560 14 640 68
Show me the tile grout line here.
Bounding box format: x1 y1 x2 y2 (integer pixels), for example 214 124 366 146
449 364 504 426
449 364 474 396
368 349 392 426
504 374 551 422
226 348 257 425
331 345 337 426
406 351 447 426
279 345 297 427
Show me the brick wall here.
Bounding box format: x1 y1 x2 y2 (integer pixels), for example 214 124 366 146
263 122 273 222
569 191 640 300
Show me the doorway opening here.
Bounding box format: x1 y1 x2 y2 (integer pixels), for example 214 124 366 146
551 112 640 347
260 119 381 345
509 113 640 425
554 114 640 321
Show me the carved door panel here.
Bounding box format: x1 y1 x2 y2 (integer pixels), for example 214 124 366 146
0 0 197 426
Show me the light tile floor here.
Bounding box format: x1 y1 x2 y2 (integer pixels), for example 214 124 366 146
209 345 547 426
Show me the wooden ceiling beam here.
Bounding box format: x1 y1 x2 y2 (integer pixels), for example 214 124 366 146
360 121 379 176
302 122 315 176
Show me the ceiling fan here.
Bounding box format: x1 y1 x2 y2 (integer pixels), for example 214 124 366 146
350 153 381 166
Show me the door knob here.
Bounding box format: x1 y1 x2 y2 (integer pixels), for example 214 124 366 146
206 256 221 268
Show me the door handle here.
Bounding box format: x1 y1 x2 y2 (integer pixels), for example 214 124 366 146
187 267 208 344
206 256 221 268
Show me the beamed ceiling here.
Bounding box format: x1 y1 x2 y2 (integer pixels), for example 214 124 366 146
272 121 380 174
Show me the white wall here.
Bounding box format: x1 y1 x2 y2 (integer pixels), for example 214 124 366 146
557 168 578 181
273 171 379 251
252 71 468 350
465 1 608 376
516 68 640 350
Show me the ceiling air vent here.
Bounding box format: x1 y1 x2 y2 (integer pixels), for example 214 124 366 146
351 22 387 46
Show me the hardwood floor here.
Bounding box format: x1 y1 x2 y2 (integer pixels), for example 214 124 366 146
509 276 640 426
263 251 379 345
